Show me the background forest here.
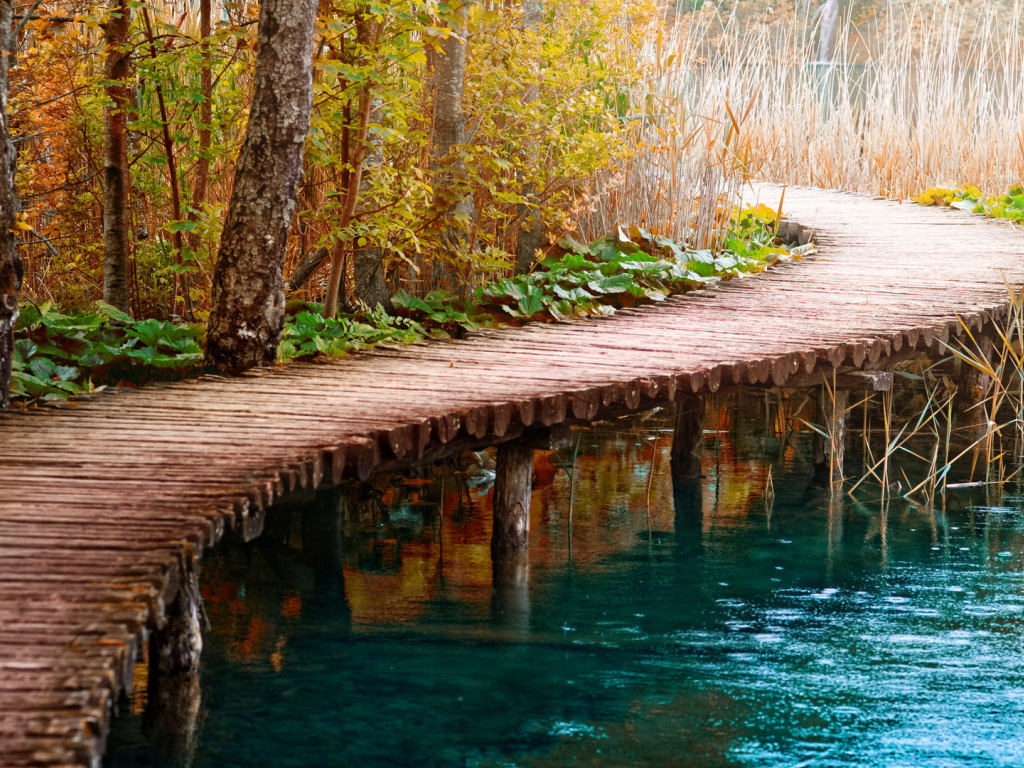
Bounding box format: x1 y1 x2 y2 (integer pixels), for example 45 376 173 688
3 0 1024 401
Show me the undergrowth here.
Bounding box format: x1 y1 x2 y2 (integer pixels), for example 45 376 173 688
914 185 1024 223
10 206 803 405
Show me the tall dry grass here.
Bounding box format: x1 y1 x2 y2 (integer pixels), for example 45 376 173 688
585 0 1024 245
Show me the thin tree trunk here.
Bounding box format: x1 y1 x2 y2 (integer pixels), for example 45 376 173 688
102 0 132 314
322 85 371 319
186 0 211 272
204 0 317 373
323 14 375 320
0 0 22 408
284 245 328 292
352 98 392 313
514 0 543 276
142 8 193 321
430 4 475 293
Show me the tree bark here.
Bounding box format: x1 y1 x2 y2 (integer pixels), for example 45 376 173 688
102 0 132 315
205 0 317 373
322 84 371 319
284 245 328 292
514 0 544 276
0 0 22 408
430 5 475 292
352 97 392 313
185 0 211 273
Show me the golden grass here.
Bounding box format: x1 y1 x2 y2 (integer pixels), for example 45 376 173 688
587 0 1024 246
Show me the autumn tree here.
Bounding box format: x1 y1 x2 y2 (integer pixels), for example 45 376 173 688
102 0 133 315
204 0 317 372
0 0 23 408
513 0 544 275
186 0 212 258
429 2 475 291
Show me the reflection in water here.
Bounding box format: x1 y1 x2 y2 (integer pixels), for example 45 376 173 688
106 397 1024 767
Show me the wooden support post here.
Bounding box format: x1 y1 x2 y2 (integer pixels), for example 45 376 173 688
814 387 849 483
146 550 203 766
491 553 530 632
144 672 201 763
672 458 704 557
954 333 995 439
153 553 203 677
671 394 705 478
492 442 534 555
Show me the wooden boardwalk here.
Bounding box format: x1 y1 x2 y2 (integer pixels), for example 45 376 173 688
1 185 1022 766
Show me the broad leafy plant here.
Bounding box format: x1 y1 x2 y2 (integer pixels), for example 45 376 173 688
914 186 1024 223
11 301 205 402
394 205 806 329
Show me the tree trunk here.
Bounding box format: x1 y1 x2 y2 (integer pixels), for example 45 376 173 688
102 0 133 315
322 14 376 319
352 98 392 313
205 0 317 373
0 0 22 408
142 8 193 320
430 5 474 292
514 0 544 276
284 245 328 292
186 0 212 268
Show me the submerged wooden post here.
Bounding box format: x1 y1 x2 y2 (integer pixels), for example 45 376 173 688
814 387 849 483
954 333 995 439
671 394 705 478
492 442 534 555
146 550 204 766
491 553 530 632
145 672 201 763
153 552 203 677
672 456 704 558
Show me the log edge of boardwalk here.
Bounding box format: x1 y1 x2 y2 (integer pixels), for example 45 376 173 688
1 184 1022 766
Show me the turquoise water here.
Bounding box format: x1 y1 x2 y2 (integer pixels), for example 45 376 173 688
106 401 1024 767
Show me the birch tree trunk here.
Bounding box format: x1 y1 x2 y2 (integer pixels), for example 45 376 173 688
204 0 316 373
0 0 21 408
352 98 392 313
430 4 475 292
102 0 133 314
514 0 544 276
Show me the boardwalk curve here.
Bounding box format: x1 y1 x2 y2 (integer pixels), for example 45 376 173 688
1 185 1022 766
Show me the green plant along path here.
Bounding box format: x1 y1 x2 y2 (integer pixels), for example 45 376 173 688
914 185 1024 223
12 207 805 404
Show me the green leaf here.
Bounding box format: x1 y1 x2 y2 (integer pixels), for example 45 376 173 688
517 292 545 317
13 338 37 363
28 357 58 380
94 300 135 324
11 371 66 398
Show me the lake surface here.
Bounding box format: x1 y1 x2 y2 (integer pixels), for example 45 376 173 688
106 398 1024 767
